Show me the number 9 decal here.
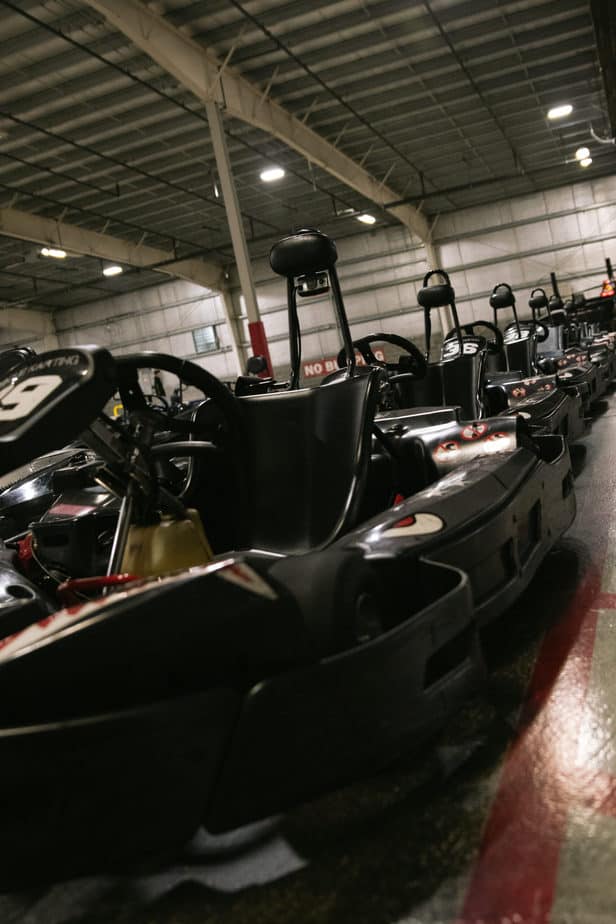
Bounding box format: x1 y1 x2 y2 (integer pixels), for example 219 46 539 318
0 375 63 421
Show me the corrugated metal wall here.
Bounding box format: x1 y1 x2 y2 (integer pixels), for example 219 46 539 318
54 283 239 382
35 173 616 382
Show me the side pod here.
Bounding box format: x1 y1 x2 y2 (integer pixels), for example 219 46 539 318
347 438 575 626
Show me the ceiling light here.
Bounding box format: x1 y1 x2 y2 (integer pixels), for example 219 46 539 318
580 157 593 168
547 104 573 120
356 213 376 225
102 264 123 277
40 247 66 259
575 146 590 161
260 166 285 182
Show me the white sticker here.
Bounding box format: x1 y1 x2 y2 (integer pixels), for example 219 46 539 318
422 467 473 498
216 562 278 599
383 512 444 538
0 374 63 422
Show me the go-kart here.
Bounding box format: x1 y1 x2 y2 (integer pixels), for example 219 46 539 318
267 234 574 629
461 281 593 435
559 288 616 383
0 230 575 880
386 274 585 443
529 280 613 402
557 260 616 337
493 282 594 436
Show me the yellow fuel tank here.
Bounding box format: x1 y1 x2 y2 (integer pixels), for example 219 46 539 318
120 509 212 578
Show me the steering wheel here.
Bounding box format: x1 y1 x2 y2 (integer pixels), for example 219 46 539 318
505 319 549 343
116 352 244 440
444 321 503 355
336 333 427 379
112 352 249 532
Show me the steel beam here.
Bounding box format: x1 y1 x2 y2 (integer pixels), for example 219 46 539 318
0 205 247 374
590 0 616 137
0 206 226 291
220 288 248 374
82 0 431 243
206 100 272 376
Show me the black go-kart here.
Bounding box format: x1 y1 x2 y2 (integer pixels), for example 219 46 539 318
466 281 593 434
564 258 616 335
0 230 575 881
560 288 616 383
529 280 613 404
382 273 585 443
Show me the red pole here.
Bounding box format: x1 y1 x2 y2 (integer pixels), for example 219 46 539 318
248 320 274 378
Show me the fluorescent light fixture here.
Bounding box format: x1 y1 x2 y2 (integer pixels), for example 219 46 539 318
580 157 593 168
260 166 285 182
102 264 123 277
547 104 573 120
40 247 66 259
356 213 376 225
575 146 590 161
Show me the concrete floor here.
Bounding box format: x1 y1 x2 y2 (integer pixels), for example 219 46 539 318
3 392 616 924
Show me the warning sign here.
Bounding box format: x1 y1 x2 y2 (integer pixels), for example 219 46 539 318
302 348 385 379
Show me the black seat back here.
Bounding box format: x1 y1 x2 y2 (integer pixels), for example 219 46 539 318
416 270 485 418
439 337 487 418
393 363 444 409
502 326 535 374
490 282 537 373
239 369 380 555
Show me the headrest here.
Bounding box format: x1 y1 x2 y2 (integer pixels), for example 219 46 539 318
528 287 548 311
270 228 337 278
567 292 586 311
417 269 454 309
490 283 515 310
246 355 267 375
549 294 564 311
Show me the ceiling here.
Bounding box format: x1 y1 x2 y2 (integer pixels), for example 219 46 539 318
0 0 614 311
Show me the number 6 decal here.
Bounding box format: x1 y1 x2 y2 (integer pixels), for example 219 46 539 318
0 375 63 421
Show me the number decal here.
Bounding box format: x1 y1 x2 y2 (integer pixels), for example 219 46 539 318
0 375 63 421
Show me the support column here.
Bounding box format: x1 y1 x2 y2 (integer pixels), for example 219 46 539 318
220 287 247 374
205 100 273 377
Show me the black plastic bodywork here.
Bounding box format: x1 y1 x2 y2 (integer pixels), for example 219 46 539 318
0 417 574 869
0 251 578 879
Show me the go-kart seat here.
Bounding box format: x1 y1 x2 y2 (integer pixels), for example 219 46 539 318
395 363 444 409
439 338 486 418
502 327 534 374
238 368 381 555
410 272 486 419
489 283 536 374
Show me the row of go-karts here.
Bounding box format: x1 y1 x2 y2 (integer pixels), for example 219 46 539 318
0 228 612 881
